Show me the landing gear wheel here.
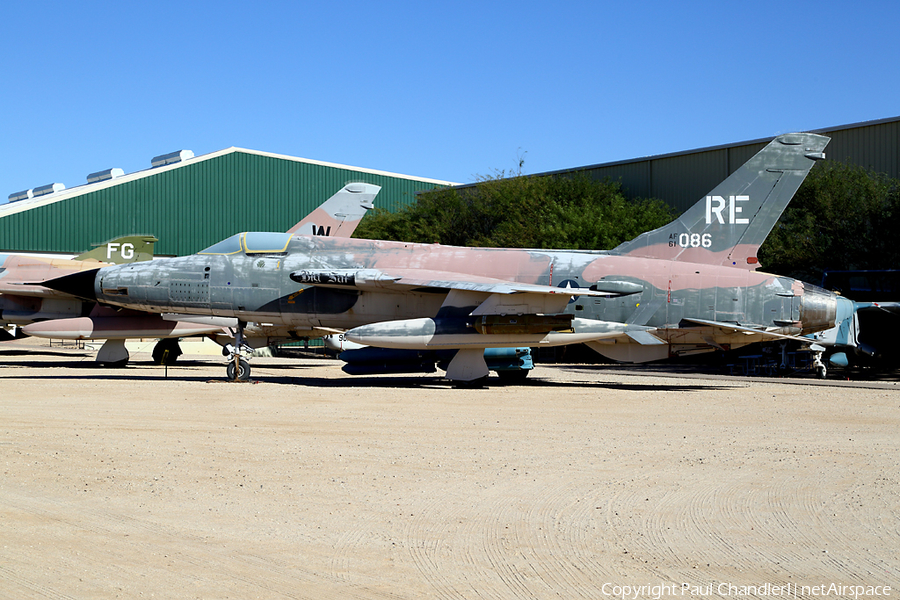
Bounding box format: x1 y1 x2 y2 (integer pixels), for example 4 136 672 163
152 338 182 365
226 358 250 381
816 365 827 379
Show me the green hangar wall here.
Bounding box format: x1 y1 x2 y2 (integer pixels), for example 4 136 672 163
0 148 453 256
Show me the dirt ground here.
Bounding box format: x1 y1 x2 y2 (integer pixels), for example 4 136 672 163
1 338 898 599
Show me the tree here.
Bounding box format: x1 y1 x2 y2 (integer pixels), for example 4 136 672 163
355 172 675 250
759 162 900 283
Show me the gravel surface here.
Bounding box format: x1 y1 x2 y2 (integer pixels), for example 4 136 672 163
2 339 898 599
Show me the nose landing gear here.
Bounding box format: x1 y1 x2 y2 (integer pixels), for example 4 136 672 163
226 356 251 381
225 320 252 381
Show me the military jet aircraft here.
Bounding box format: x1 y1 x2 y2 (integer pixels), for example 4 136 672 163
0 236 231 361
43 133 845 383
0 235 158 340
805 300 900 378
14 183 380 364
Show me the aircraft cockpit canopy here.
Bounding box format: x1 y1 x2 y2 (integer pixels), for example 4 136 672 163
199 232 292 255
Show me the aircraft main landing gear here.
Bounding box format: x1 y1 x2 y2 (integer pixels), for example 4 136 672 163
812 350 827 379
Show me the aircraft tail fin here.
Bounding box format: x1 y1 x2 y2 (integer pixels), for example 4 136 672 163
611 133 829 269
288 183 380 237
75 235 158 264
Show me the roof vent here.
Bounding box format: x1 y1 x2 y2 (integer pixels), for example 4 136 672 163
8 189 33 203
151 150 194 168
32 183 66 198
87 168 125 184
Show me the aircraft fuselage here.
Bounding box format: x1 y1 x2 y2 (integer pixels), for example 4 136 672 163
88 234 841 359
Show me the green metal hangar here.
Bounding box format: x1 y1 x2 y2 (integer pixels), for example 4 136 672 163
0 148 454 257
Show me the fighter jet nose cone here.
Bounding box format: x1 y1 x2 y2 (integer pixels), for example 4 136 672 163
41 268 100 301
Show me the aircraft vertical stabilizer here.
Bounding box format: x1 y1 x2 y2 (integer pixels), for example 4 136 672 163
74 235 158 264
287 183 380 237
611 133 829 269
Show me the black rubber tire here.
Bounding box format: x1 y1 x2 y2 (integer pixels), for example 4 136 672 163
152 339 182 365
226 358 250 381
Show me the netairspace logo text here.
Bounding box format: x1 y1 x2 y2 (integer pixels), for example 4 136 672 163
600 581 891 599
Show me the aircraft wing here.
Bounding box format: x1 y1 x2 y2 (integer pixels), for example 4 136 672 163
290 267 605 296
378 269 605 298
21 314 231 339
290 267 608 316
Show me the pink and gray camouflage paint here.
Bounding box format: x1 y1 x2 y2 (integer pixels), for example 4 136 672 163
41 133 846 381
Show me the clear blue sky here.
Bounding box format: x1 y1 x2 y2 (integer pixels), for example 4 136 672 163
2 0 897 204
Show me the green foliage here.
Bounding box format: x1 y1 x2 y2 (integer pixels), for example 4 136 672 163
759 162 900 283
355 172 676 250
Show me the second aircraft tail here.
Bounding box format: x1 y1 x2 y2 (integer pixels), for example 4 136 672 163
288 183 380 237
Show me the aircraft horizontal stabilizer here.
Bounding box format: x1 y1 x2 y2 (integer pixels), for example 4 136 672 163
0 281 72 299
862 301 900 316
